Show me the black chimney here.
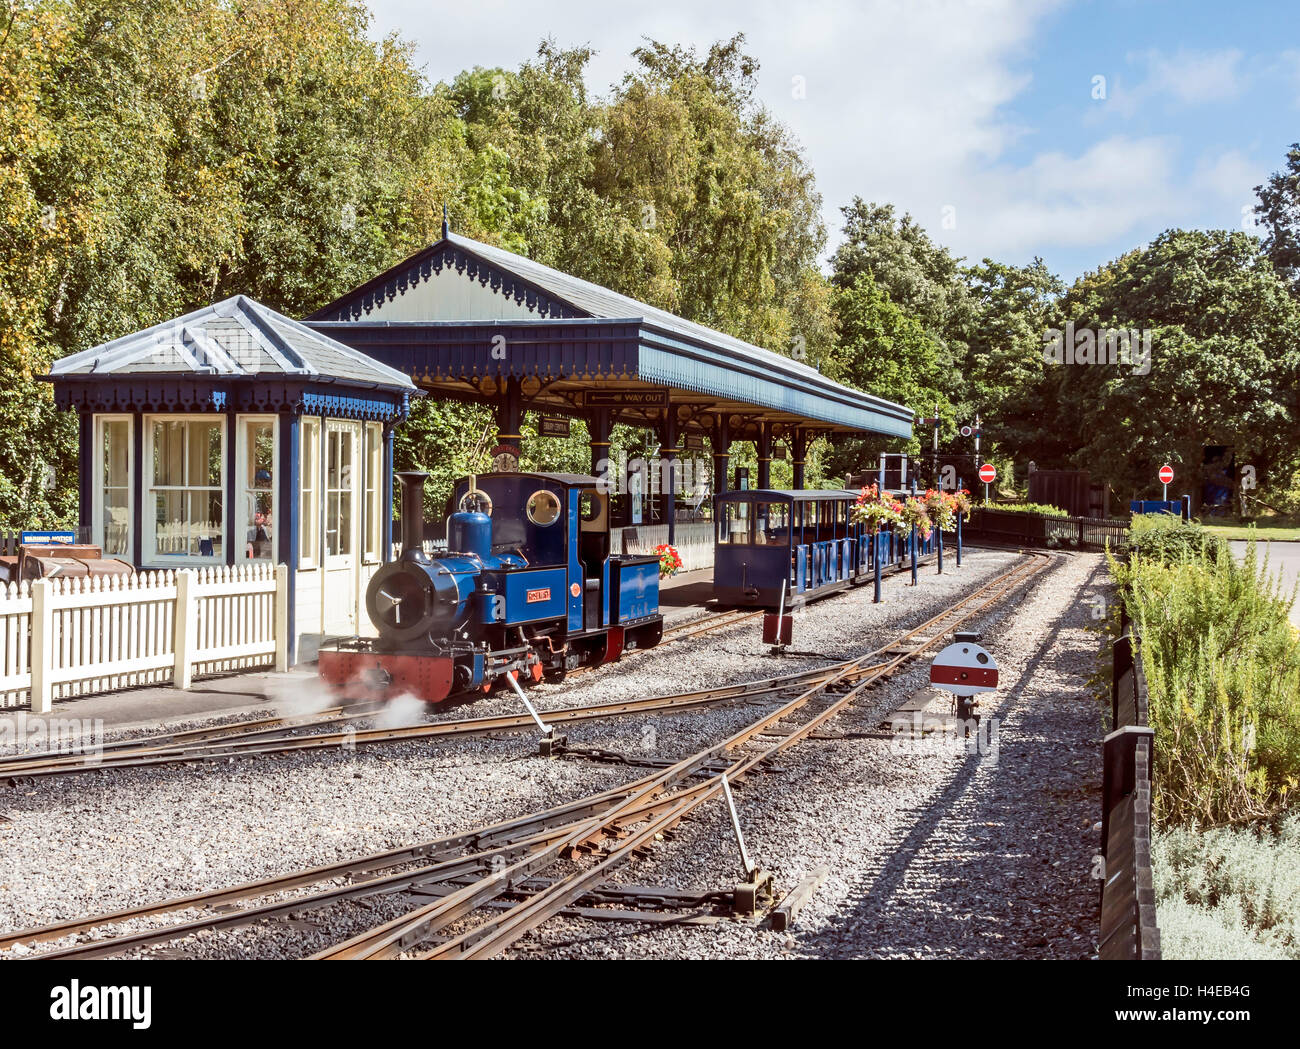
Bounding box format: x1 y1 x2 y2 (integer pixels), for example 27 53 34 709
396 471 429 560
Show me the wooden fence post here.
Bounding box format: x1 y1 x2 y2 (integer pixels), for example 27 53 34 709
173 570 196 689
274 563 289 673
30 578 53 713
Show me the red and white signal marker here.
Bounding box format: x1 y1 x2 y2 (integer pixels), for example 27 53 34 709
1159 464 1174 500
978 463 996 483
929 641 999 696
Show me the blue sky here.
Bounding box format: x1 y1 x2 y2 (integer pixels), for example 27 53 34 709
365 0 1299 283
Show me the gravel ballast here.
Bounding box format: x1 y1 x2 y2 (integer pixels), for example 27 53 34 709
0 547 1107 959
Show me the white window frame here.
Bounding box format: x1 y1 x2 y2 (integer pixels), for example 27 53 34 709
324 420 361 566
235 414 279 564
92 413 134 558
142 414 227 568
363 422 383 564
299 416 321 570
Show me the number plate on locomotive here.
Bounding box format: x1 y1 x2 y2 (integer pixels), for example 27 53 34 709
526 588 552 603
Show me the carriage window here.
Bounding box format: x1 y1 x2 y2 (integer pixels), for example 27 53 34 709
579 490 599 521
458 489 493 516
526 489 561 527
719 501 751 544
754 502 789 545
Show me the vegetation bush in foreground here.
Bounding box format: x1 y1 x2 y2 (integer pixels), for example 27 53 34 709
1114 520 1300 826
1153 814 1300 959
1116 515 1300 958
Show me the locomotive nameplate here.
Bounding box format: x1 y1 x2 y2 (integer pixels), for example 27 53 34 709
526 588 552 603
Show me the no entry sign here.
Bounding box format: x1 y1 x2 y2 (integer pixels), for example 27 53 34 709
978 463 996 484
930 641 999 697
1159 465 1174 484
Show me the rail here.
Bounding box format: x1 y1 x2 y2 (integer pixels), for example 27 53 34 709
1099 606 1161 960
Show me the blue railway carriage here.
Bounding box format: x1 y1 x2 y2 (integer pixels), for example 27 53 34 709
714 489 871 608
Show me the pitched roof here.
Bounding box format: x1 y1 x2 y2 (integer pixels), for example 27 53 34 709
308 232 913 434
50 295 416 391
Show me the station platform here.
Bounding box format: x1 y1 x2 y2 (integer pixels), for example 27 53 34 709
1 570 724 735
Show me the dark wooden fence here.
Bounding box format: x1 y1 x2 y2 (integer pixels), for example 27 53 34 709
963 507 1128 550
1099 608 1161 959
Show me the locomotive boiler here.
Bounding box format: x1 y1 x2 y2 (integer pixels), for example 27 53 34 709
318 471 663 702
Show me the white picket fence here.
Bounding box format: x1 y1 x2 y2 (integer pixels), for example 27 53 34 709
613 522 715 573
0 562 288 712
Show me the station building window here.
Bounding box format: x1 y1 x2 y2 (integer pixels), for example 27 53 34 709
146 416 224 563
237 415 277 562
325 421 357 559
94 415 133 557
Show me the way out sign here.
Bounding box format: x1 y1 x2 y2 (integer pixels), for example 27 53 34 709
930 641 999 697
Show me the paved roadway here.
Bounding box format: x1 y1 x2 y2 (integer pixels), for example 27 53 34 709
1229 540 1300 628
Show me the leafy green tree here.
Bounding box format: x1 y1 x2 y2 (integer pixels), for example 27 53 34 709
1050 230 1300 506
1253 143 1300 295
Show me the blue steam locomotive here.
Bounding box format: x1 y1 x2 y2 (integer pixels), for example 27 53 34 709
319 471 663 701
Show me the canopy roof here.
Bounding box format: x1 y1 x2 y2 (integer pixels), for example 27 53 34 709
307 231 913 440
50 295 416 391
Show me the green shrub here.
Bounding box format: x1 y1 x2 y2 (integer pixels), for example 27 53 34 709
981 501 1069 518
1127 514 1227 564
1112 534 1300 826
1153 814 1300 958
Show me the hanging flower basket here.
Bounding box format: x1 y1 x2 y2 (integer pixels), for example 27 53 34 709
653 543 683 578
952 488 973 517
923 489 958 531
899 496 933 541
849 484 905 535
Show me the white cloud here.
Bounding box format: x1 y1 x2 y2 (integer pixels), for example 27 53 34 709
1140 47 1246 105
363 1 1264 273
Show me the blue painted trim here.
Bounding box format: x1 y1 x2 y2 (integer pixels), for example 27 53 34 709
132 412 144 567
225 405 237 564
52 379 411 423
281 414 300 665
77 412 93 531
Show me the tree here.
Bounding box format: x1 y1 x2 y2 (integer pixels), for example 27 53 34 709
1253 143 1300 295
825 274 955 477
1051 230 1300 506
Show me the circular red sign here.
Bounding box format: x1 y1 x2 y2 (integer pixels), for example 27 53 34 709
978 463 996 483
569 582 582 598
1159 465 1174 484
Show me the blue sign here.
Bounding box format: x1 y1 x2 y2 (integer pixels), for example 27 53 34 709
21 531 76 545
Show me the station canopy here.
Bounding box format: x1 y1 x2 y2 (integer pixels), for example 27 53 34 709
306 227 913 441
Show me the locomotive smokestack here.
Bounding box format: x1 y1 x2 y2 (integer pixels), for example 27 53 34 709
396 471 429 560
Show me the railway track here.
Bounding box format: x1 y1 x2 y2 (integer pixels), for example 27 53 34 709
0 551 1051 959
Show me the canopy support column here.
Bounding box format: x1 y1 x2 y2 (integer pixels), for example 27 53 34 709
659 410 679 546
756 421 773 490
712 414 731 495
589 407 611 481
791 428 808 490
494 377 523 465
